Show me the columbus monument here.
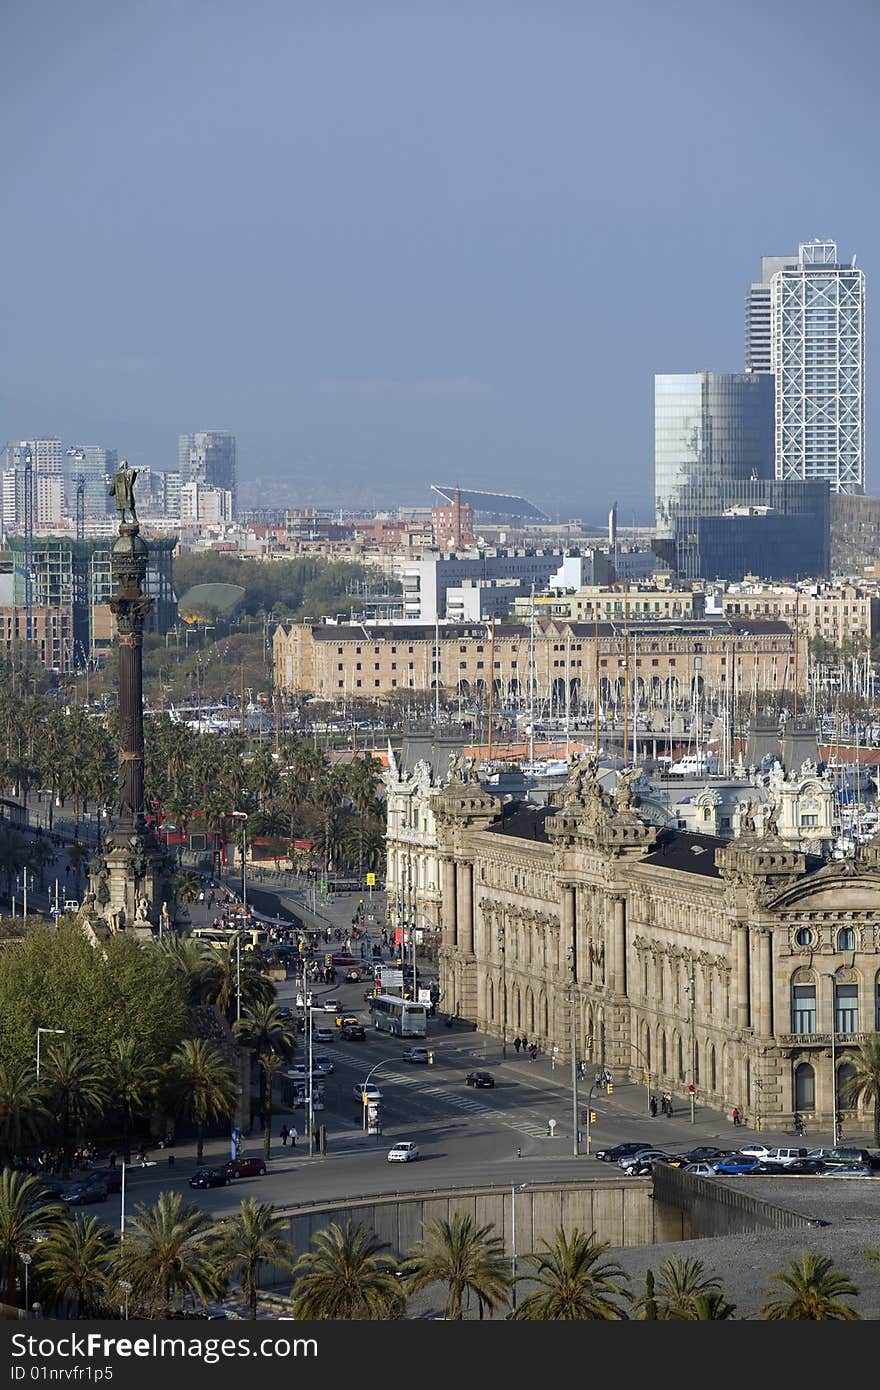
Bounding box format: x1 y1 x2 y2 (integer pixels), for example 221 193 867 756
81 462 176 942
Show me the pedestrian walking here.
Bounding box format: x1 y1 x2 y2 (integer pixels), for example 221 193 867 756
649 1094 658 1118
513 1035 522 1053
280 1123 289 1147
529 1042 538 1061
289 1125 297 1148
732 1106 740 1127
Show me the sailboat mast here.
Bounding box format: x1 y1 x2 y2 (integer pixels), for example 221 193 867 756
528 584 536 768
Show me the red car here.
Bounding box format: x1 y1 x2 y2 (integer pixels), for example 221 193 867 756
225 1157 267 1179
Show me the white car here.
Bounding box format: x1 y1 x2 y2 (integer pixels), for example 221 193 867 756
322 999 340 1013
387 1142 418 1163
352 1083 382 1102
738 1144 774 1161
683 1162 718 1178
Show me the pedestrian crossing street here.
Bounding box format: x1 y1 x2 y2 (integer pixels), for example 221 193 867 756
328 1044 550 1140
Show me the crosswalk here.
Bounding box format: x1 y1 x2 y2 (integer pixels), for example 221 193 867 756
328 1044 550 1140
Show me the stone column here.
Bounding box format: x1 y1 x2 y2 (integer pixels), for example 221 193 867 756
753 927 772 1037
735 924 750 1031
611 895 626 996
441 857 457 949
561 884 576 978
457 861 474 955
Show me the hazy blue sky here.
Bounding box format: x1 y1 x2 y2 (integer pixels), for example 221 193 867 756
2 0 878 519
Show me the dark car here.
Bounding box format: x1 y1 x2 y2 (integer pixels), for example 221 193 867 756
713 1155 763 1176
674 1147 729 1165
189 1167 230 1189
341 1023 366 1040
465 1071 495 1088
276 1006 293 1019
87 1167 122 1194
63 1178 108 1205
595 1142 652 1164
402 1047 430 1064
225 1158 267 1179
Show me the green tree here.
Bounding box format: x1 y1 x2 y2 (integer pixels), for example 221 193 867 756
0 1170 64 1306
105 1040 160 1165
114 1191 225 1316
166 1039 238 1164
290 1221 405 1320
841 1035 880 1146
40 1040 108 1174
215 1198 294 1319
0 1062 47 1165
36 1214 115 1318
634 1256 725 1320
761 1253 860 1320
200 937 274 1023
233 1002 296 1162
511 1228 631 1321
405 1213 511 1321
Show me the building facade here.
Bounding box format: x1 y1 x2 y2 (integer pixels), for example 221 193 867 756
180 432 237 513
772 240 865 495
722 583 879 652
425 761 880 1134
745 254 797 373
274 616 806 709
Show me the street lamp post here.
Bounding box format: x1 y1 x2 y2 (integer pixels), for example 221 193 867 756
118 1279 132 1321
304 984 339 1155
36 1027 65 1082
498 927 507 1059
567 946 579 1157
510 1182 526 1312
822 969 842 1145
230 811 249 1023
19 1251 32 1314
684 971 696 1124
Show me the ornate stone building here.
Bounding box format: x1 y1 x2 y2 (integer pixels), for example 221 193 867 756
424 759 880 1133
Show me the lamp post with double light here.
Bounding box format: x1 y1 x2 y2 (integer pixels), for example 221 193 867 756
229 810 249 1022
821 968 843 1145
510 1182 527 1312
684 971 697 1124
498 927 507 1059
19 1251 32 1314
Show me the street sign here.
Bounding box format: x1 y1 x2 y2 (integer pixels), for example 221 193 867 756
417 988 432 1007
366 872 376 887
380 968 404 989
688 1084 696 1094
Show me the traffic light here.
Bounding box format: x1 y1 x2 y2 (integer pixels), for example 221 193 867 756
589 1110 597 1124
361 1091 369 1105
643 1070 651 1085
606 1082 614 1095
584 1035 592 1050
581 1109 590 1125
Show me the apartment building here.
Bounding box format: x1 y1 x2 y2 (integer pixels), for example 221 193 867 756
721 584 879 651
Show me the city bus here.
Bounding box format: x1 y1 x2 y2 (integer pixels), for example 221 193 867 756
369 994 427 1038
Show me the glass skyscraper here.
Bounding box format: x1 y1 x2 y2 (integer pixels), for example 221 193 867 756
178 431 236 513
654 372 828 579
771 240 865 494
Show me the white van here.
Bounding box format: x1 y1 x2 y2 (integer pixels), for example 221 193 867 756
761 1147 809 1166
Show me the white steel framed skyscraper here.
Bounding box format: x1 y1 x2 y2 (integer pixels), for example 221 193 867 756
771 240 865 494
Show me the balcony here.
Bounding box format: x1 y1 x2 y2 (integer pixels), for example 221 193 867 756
778 1032 872 1048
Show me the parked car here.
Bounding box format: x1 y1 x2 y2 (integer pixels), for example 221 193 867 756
387 1142 419 1163
62 1178 107 1205
594 1142 652 1164
737 1144 774 1160
402 1047 430 1064
714 1155 763 1176
628 1156 673 1176
225 1158 267 1179
760 1147 810 1167
618 1149 670 1171
313 1026 335 1044
807 1147 878 1169
683 1162 718 1178
89 1167 122 1194
465 1071 495 1088
341 1023 366 1040
189 1168 230 1189
827 1163 876 1177
675 1147 728 1165
276 1006 293 1019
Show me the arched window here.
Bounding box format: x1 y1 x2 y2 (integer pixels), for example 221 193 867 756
837 927 856 952
488 977 495 1020
834 982 858 1034
710 1046 717 1092
644 1027 652 1068
794 1062 815 1110
661 1032 667 1074
791 979 817 1034
837 1062 857 1112
677 1036 684 1081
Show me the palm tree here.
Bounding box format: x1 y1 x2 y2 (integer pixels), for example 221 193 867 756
40 1040 108 1174
634 1256 725 1320
0 1169 64 1306
105 1040 160 1164
154 935 213 1004
690 1289 737 1319
761 1253 861 1320
215 1198 294 1319
36 1214 115 1317
0 1063 47 1166
200 938 274 1022
405 1213 511 1320
290 1221 405 1320
510 1228 631 1321
258 1053 286 1162
233 1001 297 1063
841 1036 880 1146
114 1191 225 1316
166 1039 238 1164
175 871 203 905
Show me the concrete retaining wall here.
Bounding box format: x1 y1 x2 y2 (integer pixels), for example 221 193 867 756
652 1164 819 1238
